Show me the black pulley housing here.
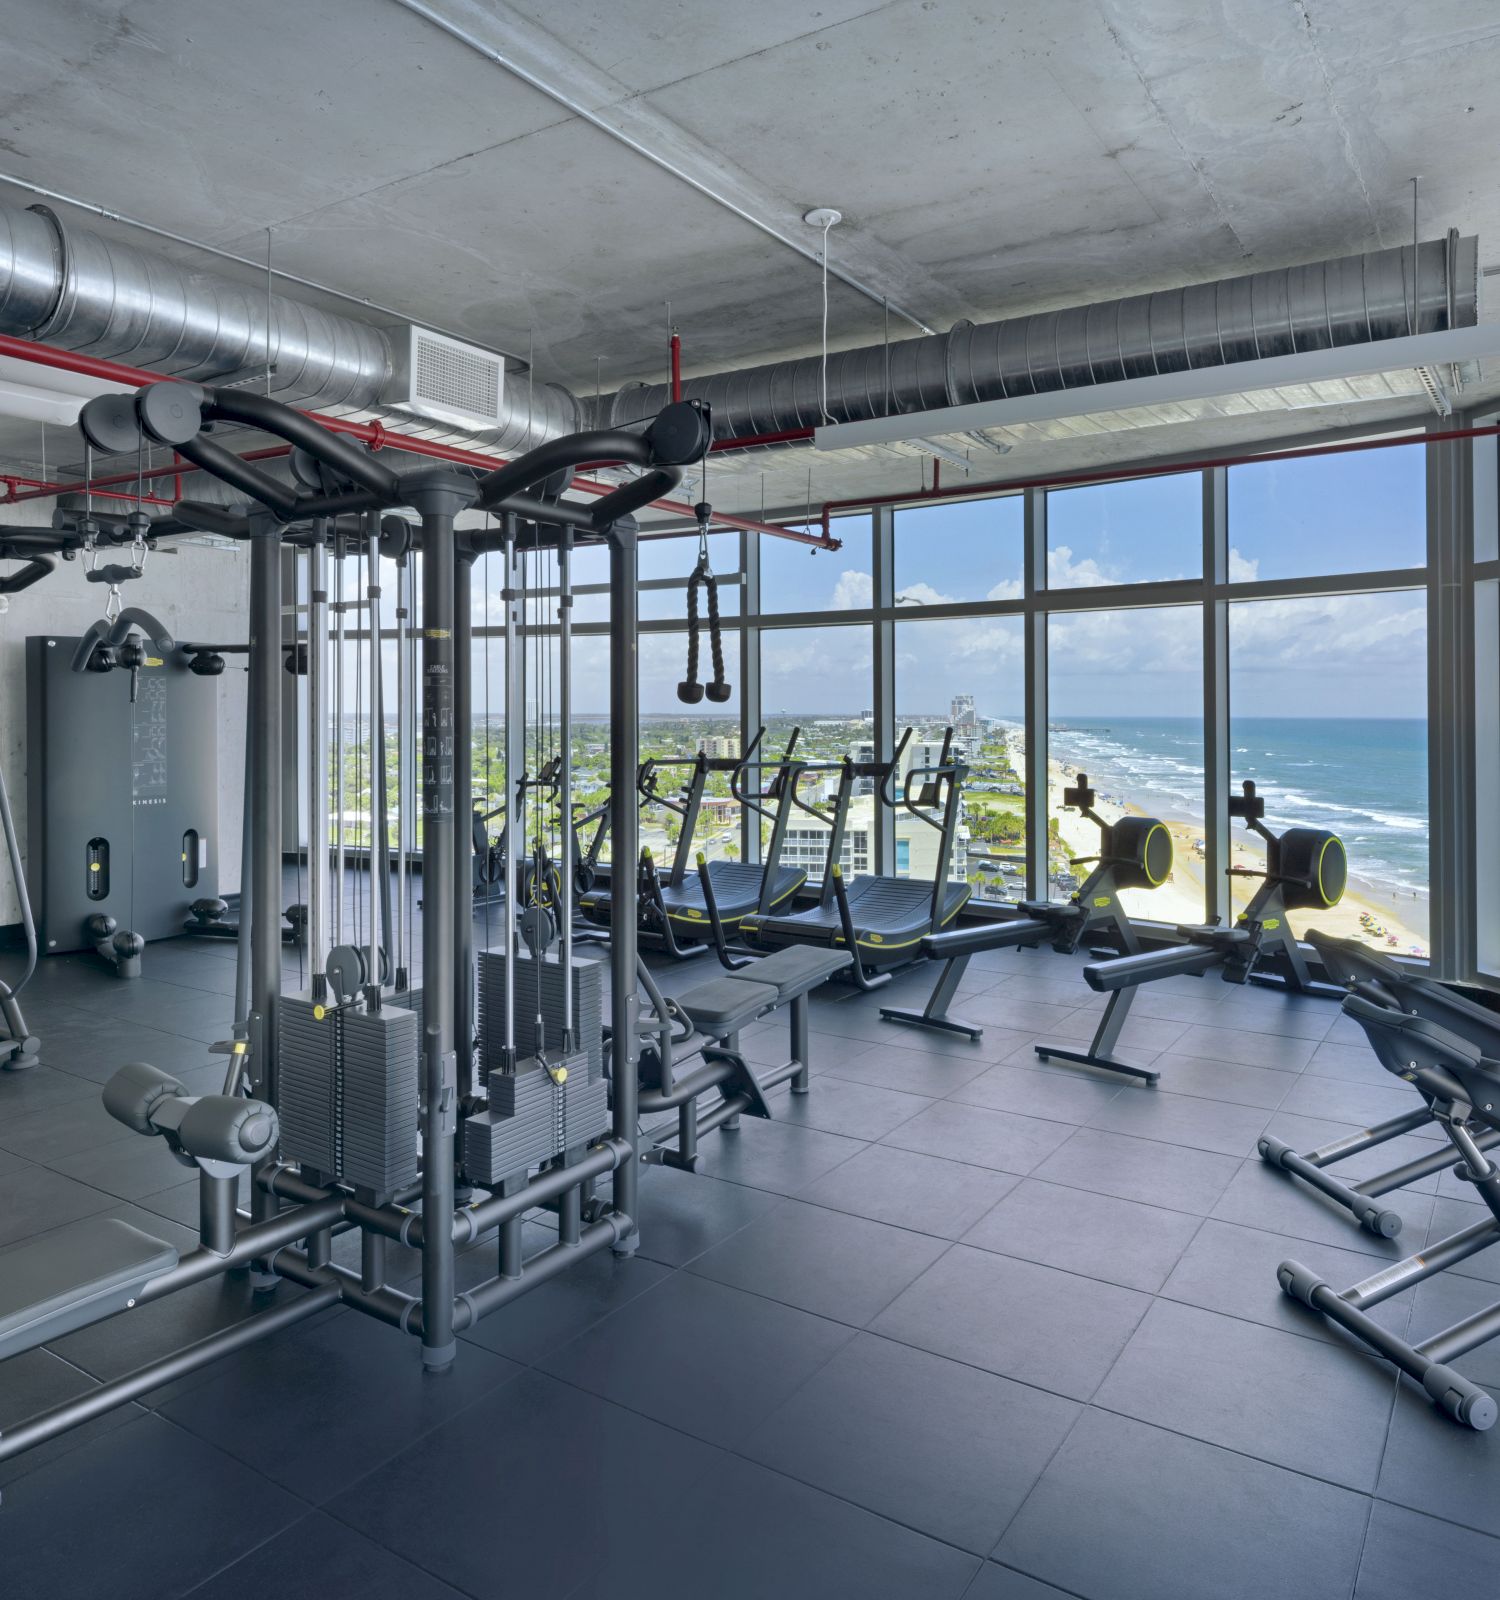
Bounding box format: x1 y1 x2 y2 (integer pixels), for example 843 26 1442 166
1105 816 1173 891
1278 828 1347 910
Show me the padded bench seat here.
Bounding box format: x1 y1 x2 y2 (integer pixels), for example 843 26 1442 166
0 1217 178 1359
733 945 852 1001
675 976 779 1038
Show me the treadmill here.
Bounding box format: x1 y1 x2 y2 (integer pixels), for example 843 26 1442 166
578 727 806 954
741 727 970 979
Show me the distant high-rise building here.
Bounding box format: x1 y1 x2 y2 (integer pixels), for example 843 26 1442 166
950 693 977 731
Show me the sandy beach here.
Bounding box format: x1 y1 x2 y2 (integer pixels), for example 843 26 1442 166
1007 730 1429 958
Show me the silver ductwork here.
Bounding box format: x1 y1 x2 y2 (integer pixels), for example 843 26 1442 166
0 200 579 451
600 234 1480 438
0 193 1479 470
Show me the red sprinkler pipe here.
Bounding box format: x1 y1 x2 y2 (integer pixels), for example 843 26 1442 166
670 331 682 403
0 333 834 548
0 472 177 509
817 419 1500 541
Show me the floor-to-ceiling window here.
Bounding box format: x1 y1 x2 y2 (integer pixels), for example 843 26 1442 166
1046 603 1204 921
760 624 874 881
1226 442 1429 955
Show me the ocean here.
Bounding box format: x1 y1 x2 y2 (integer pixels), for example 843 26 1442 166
1042 715 1428 899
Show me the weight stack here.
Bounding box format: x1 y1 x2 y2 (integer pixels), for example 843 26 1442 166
277 995 420 1201
463 1054 610 1186
477 951 603 1084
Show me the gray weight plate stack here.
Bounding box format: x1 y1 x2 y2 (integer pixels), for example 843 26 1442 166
477 952 603 1085
277 994 338 1172
462 1054 610 1186
275 995 420 1201
339 1004 420 1199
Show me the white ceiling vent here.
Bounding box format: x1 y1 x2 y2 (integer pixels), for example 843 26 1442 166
389 326 505 430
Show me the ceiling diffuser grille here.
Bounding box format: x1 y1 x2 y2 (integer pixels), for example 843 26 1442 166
393 326 504 429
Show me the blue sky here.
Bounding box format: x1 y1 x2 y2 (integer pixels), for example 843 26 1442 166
367 440 1430 721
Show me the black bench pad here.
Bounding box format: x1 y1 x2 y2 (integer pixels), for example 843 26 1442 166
0 1217 178 1359
676 977 779 1037
735 946 852 1001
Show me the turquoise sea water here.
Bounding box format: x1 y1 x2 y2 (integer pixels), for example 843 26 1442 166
1045 715 1428 898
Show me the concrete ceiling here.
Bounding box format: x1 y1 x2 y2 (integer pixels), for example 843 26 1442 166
2 0 1500 521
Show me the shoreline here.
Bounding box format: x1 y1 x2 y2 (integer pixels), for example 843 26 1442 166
1005 729 1429 958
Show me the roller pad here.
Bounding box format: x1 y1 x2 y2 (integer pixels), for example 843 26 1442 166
103 1061 187 1135
176 1096 279 1164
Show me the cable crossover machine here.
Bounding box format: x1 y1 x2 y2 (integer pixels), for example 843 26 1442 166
0 377 788 1473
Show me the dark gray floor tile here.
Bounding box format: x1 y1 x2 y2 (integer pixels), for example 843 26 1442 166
328 1372 726 1600
879 1016 1038 1063
1125 988 1229 1024
161 1309 521 1500
1032 1126 1240 1215
0 1062 99 1114
1304 1039 1393 1085
1141 1052 1294 1109
1276 1072 1441 1138
1085 1088 1272 1157
1210 1150 1437 1254
566 1452 981 1600
1354 1500 1500 1599
744 1331 1079 1554
1406 1269 1500 1387
1173 1023 1316 1071
540 1272 854 1447
872 1245 1149 1400
798 1142 1021 1238
820 1040 999 1094
1161 1217 1414 1344
0 1163 114 1247
48 1273 309 1394
883 1099 1075 1176
459 1248 671 1363
624 1165 782 1266
49 1130 193 1199
0 1091 137 1162
185 1511 469 1598
996 1408 1368 1600
1424 1196 1500 1285
963 1566 1077 1599
1213 995 1337 1040
1095 1298 1396 1488
1 1412 303 1600
37 1005 226 1079
767 1072 933 1140
1377 1385 1500 1536
0 1346 147 1489
690 1115 865 1195
67 976 237 1043
687 1198 949 1325
950 1061 1124 1123
960 993 1082 1033
965 1178 1201 1292
1033 1009 1189 1057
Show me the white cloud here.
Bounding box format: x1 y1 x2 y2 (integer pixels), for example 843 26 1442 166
1227 547 1259 583
1046 544 1113 588
831 567 874 609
